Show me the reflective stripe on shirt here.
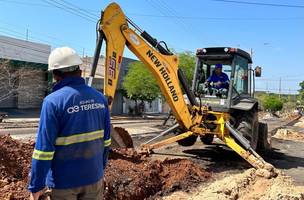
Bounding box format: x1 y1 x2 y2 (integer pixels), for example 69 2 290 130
55 130 104 146
104 139 111 147
32 149 55 160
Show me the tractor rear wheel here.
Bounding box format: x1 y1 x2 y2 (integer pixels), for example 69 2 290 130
235 111 259 150
200 135 214 145
257 122 271 152
177 135 198 146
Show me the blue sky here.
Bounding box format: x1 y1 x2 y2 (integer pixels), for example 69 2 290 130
0 0 303 94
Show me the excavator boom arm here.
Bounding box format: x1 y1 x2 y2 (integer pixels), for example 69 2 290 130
98 3 193 129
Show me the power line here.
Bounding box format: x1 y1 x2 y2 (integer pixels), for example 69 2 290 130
0 0 100 19
126 13 304 21
256 88 299 92
0 37 50 54
0 26 77 53
41 0 96 23
256 78 304 82
0 37 50 62
0 0 51 7
0 19 94 55
58 0 99 19
211 0 304 9
144 0 199 51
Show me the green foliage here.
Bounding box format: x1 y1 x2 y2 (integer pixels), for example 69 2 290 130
122 51 196 103
262 95 283 112
122 61 160 102
298 81 304 104
178 51 196 85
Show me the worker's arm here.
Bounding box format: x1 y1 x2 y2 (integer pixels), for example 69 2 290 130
206 74 213 83
102 98 111 169
221 73 230 88
28 100 58 193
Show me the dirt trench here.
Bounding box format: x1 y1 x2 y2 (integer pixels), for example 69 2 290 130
105 149 211 200
0 135 211 200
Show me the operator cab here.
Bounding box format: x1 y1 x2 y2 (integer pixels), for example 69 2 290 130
192 47 255 112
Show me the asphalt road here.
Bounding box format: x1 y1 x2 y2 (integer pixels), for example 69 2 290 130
1 116 303 185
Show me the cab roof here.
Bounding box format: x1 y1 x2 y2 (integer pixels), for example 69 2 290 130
196 47 252 63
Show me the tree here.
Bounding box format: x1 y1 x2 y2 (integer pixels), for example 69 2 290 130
178 51 196 85
122 61 160 103
0 60 47 104
262 95 283 113
298 81 304 104
122 52 196 114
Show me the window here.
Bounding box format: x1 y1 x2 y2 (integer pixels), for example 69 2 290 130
233 56 248 95
195 60 232 99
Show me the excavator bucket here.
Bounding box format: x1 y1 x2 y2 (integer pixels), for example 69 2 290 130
110 125 134 148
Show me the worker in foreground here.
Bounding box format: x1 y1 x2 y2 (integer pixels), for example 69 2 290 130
28 47 111 200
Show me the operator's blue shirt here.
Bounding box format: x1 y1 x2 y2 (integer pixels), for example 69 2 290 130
28 76 111 193
207 72 229 89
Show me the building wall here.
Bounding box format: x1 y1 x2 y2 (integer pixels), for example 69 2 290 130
0 35 50 109
17 69 47 108
0 64 48 109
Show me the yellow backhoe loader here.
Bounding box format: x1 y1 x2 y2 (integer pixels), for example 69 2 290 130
88 2 274 174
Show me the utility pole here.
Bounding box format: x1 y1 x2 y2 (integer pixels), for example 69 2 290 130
279 77 282 99
82 48 85 77
26 28 29 41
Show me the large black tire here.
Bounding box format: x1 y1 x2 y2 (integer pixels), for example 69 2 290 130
235 111 259 150
200 135 214 145
177 135 198 146
257 122 271 152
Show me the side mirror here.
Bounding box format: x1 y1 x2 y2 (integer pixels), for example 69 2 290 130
255 66 262 77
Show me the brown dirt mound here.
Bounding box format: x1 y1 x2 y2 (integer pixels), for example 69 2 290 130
0 135 34 200
0 136 210 200
104 149 211 200
114 127 134 148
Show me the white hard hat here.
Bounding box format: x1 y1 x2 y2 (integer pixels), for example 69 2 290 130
48 47 83 71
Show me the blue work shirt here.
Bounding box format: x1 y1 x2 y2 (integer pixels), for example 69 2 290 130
28 76 111 193
207 72 229 89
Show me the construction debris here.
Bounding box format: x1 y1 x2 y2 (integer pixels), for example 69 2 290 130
294 117 304 128
273 128 304 142
164 169 304 200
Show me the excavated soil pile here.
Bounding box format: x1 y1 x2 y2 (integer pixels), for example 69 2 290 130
113 127 134 148
0 136 210 200
164 169 304 200
0 135 34 200
104 149 211 200
273 128 304 142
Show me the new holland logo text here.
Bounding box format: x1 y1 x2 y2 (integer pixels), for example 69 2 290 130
146 50 178 102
